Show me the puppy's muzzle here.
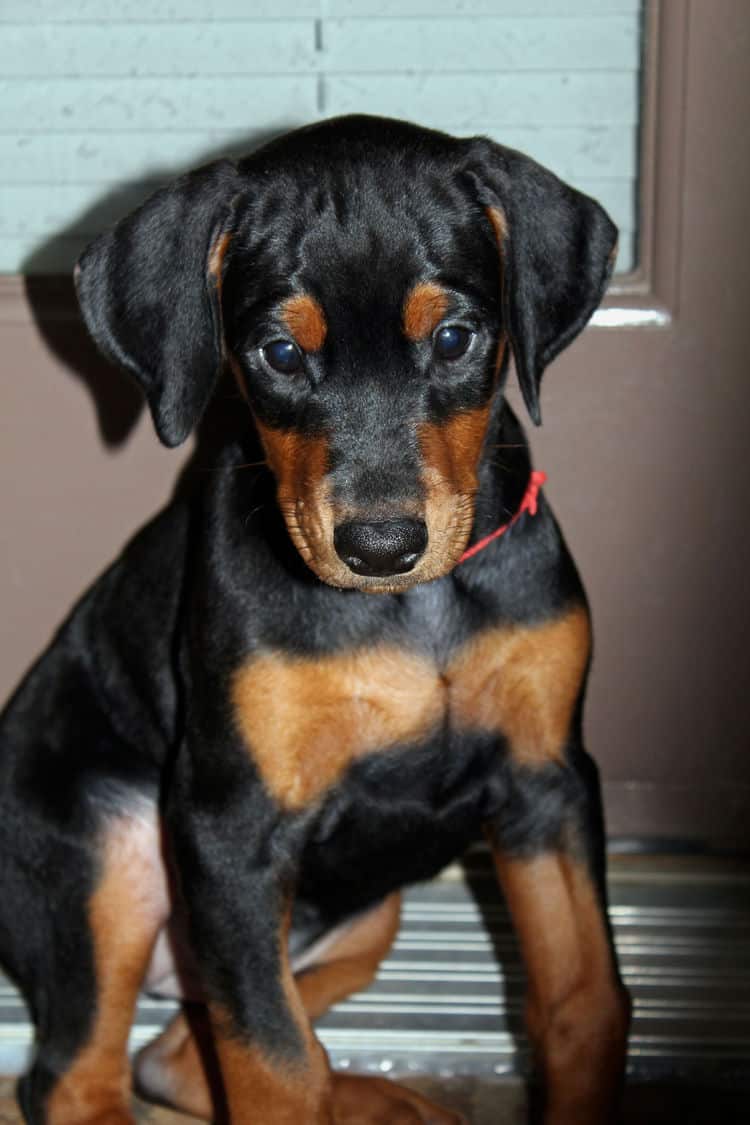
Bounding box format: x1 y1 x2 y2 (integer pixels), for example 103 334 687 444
334 519 428 577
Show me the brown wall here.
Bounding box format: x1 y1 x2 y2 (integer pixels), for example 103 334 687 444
1 1 749 848
0 307 187 690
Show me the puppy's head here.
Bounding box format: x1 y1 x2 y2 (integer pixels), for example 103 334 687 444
76 116 616 593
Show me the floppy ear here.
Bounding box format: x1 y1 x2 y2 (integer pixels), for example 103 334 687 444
466 139 618 425
75 160 241 447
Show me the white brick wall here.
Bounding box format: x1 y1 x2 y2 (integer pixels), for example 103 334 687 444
0 0 643 274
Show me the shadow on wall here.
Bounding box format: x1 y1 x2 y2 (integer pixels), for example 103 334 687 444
21 126 291 451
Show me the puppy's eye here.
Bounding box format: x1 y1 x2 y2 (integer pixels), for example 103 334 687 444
263 339 303 374
434 325 472 361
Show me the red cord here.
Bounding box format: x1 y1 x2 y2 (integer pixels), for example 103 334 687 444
458 470 547 564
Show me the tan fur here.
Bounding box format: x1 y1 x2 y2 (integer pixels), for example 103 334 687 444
207 902 333 1124
417 405 492 576
232 647 445 809
209 1007 332 1125
402 281 450 341
239 316 496 590
449 605 591 765
252 407 486 592
233 607 589 810
486 204 509 247
250 420 350 587
135 895 463 1124
491 849 630 1124
207 230 232 281
293 894 402 1019
281 293 328 352
47 812 167 1125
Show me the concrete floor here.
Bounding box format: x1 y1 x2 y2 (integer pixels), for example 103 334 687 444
0 1076 746 1124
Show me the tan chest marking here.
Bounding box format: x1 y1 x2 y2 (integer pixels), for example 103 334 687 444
232 647 445 809
233 606 590 810
448 605 591 766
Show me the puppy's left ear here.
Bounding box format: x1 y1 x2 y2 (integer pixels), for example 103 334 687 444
466 138 618 425
75 160 241 447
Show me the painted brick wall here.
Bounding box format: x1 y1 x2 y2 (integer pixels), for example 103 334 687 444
0 0 642 274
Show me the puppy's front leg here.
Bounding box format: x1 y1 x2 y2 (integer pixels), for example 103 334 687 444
486 746 630 1124
167 743 333 1125
454 603 630 1123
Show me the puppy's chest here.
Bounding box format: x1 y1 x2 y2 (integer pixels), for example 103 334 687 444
231 605 589 812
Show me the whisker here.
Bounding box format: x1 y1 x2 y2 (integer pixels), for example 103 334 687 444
243 505 266 528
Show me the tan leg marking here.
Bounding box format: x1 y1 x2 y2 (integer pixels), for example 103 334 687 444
232 646 444 809
295 894 402 1019
135 896 401 1122
492 850 629 1125
331 1074 466 1124
134 1009 215 1120
136 895 464 1124
47 812 167 1125
448 605 591 765
209 1010 332 1125
140 1014 333 1125
207 902 334 1125
303 897 466 1123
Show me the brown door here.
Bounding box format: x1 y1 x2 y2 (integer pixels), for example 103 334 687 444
0 0 747 848
524 1 750 848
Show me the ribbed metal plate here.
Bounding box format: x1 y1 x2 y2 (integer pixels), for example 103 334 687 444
2 853 749 1084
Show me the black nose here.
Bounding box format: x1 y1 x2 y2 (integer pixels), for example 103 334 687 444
334 519 428 577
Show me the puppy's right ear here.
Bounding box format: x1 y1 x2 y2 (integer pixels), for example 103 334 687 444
75 160 241 447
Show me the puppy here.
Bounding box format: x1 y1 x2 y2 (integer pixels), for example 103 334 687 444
0 115 628 1125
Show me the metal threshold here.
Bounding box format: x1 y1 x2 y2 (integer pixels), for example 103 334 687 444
1 852 749 1086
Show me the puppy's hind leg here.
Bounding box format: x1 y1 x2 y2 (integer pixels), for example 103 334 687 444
13 806 167 1125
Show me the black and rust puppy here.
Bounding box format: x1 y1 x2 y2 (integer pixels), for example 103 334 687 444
0 116 630 1125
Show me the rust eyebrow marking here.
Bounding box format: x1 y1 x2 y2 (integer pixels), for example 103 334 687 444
281 294 327 352
232 647 444 810
403 281 450 341
448 605 591 766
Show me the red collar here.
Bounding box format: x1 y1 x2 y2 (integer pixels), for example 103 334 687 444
458 470 547 564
